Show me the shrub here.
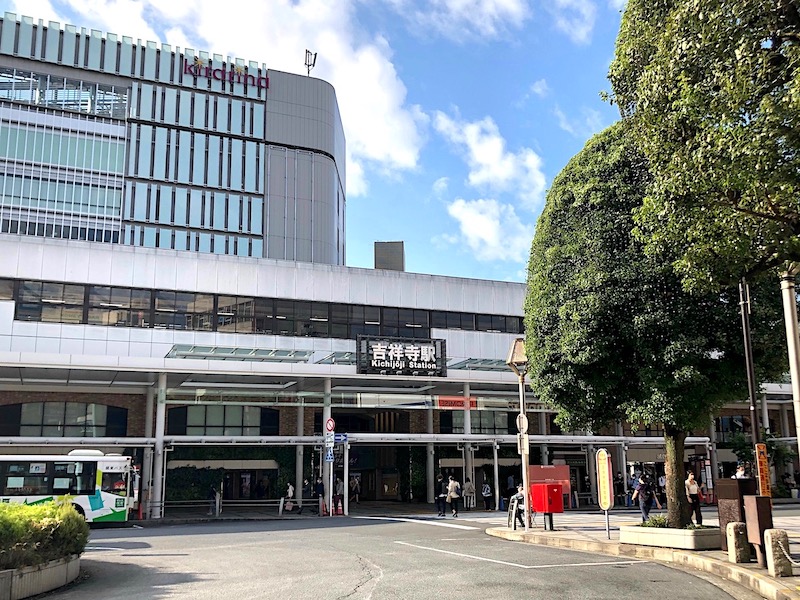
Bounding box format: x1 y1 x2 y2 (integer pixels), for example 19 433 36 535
640 515 668 528
0 500 89 569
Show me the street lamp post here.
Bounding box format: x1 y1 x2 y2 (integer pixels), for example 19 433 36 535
507 338 530 532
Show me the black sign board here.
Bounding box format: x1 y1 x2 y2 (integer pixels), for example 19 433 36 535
356 336 447 377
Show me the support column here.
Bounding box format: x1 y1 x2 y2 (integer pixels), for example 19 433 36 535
150 373 167 519
539 412 549 465
427 405 435 504
322 378 332 514
296 404 304 506
142 387 154 519
587 444 597 505
781 405 794 476
762 393 771 434
343 443 350 516
779 269 800 462
493 442 500 511
463 383 473 491
709 416 720 482
614 422 625 480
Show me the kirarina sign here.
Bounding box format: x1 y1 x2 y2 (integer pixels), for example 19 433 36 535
183 58 269 90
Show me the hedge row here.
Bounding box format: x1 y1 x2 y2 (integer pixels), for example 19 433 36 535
0 501 89 569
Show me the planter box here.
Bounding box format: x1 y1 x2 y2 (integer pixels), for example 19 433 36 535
619 525 721 550
0 555 80 600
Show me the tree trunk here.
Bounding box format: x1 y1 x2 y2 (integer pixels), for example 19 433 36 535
664 426 691 528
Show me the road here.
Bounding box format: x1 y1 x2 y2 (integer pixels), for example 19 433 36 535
53 509 769 600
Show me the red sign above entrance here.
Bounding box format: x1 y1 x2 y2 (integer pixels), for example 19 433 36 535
436 396 477 410
183 58 269 89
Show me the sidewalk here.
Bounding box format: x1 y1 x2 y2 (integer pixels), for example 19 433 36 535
486 520 800 600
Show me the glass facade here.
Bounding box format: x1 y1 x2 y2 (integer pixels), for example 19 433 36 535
0 277 524 339
0 401 128 436
0 14 346 264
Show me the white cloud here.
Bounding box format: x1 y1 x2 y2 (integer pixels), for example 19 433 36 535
432 177 449 196
554 104 605 138
433 112 546 211
9 0 67 23
386 0 531 40
446 198 533 262
33 0 425 197
530 78 550 98
546 0 597 45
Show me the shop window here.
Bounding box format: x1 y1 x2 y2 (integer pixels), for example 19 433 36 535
11 402 126 437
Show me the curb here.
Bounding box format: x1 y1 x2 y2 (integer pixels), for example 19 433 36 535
486 527 800 600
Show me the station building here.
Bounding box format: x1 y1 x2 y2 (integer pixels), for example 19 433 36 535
0 13 794 517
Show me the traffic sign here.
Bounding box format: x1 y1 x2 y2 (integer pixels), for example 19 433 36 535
334 433 348 443
517 433 529 455
516 413 529 434
324 448 334 462
325 432 335 448
595 448 613 511
325 418 336 432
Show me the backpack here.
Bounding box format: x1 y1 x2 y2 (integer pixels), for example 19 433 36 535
639 481 652 501
482 483 492 497
453 483 461 497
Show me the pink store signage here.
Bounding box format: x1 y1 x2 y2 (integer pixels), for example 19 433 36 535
183 58 269 89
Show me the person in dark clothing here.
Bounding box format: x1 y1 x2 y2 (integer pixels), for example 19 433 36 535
207 485 217 516
315 477 326 516
434 474 447 517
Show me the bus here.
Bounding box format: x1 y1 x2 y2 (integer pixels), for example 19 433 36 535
0 449 134 522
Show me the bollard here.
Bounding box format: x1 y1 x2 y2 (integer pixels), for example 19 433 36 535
726 522 750 563
764 529 793 578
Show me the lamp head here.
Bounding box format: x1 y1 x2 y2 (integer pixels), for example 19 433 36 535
506 337 528 377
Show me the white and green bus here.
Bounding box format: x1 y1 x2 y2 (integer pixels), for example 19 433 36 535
0 449 134 522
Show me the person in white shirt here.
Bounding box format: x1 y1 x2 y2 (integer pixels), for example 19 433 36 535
685 471 702 525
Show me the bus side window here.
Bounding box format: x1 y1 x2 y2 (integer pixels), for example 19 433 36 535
102 471 127 495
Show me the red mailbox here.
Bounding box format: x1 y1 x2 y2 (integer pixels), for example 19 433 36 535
531 483 564 514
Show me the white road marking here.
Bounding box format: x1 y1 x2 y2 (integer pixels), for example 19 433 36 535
353 516 478 530
394 541 647 570
84 546 126 551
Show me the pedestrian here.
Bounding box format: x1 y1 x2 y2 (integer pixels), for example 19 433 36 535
298 478 312 515
315 477 326 516
434 474 447 517
463 477 476 510
685 471 702 525
511 482 526 529
447 475 461 518
333 476 344 515
481 480 493 510
506 473 516 498
349 475 361 504
284 481 295 512
733 464 747 479
631 474 661 522
207 484 217 516
658 473 667 504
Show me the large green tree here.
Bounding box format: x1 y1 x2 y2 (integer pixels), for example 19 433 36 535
525 122 787 527
607 1 800 451
609 0 800 287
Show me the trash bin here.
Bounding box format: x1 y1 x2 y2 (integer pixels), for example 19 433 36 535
715 478 757 551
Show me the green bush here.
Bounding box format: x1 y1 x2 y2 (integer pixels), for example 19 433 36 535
0 501 89 569
640 515 668 528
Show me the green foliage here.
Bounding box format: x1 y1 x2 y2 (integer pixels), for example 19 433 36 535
0 500 89 569
641 514 668 528
165 467 225 501
727 431 798 467
525 122 787 527
609 0 800 287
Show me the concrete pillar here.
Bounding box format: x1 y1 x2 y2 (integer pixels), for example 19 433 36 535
765 529 793 577
463 383 473 492
587 445 597 504
781 405 795 477
343 443 350 516
322 378 332 511
150 373 167 519
539 412 549 465
614 422 625 479
142 386 154 518
709 416 720 484
779 271 800 466
426 406 434 503
762 393 771 434
296 405 304 506
493 442 500 511
727 522 750 563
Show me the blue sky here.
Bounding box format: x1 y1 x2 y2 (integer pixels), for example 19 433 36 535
5 0 626 282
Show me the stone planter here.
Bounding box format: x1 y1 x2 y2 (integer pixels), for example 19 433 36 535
0 555 80 600
619 525 721 550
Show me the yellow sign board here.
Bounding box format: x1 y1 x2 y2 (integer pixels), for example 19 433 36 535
596 448 613 511
755 443 771 497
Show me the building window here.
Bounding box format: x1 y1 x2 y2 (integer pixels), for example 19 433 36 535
444 410 512 435
168 405 264 436
0 402 127 437
716 415 750 443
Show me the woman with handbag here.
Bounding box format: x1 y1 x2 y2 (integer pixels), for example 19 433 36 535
685 470 702 525
446 475 461 518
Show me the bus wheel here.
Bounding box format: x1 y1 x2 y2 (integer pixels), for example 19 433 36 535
72 504 86 519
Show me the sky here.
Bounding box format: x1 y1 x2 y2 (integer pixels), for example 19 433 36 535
3 0 627 283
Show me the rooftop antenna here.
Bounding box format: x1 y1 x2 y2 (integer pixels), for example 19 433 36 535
305 49 317 76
